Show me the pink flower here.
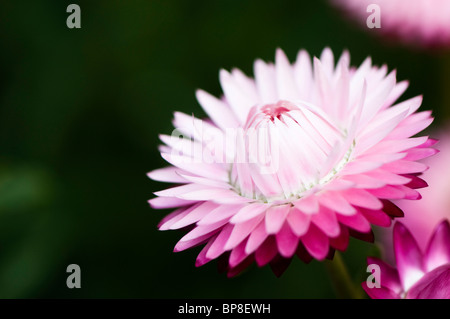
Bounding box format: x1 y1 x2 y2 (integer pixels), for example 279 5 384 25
332 0 450 48
363 221 450 299
148 48 435 277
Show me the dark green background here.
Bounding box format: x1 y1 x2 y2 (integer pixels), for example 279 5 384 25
0 0 446 298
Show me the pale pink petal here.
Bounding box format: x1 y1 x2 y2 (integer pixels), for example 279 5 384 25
286 207 311 236
179 219 229 242
196 89 239 129
318 191 356 216
341 188 383 210
153 183 206 197
177 188 238 201
364 169 412 185
356 152 405 164
148 197 197 209
229 203 268 224
231 68 261 103
220 69 255 124
169 201 219 229
172 111 222 141
402 147 438 161
206 224 234 259
254 59 277 102
161 153 227 182
275 49 300 100
147 167 187 183
177 173 231 189
198 204 244 225
319 47 335 80
382 80 409 109
292 195 319 215
174 231 219 252
245 220 269 254
356 105 409 154
313 57 333 116
224 214 265 250
158 205 198 230
342 174 386 189
339 161 382 175
265 205 290 234
324 178 355 191
381 160 428 174
294 50 313 99
398 109 434 128
368 186 406 199
389 116 433 140
311 206 340 237
365 136 428 155
358 70 396 128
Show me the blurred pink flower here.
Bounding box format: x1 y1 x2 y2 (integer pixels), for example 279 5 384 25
332 0 450 48
363 221 450 299
148 48 435 277
376 130 450 267
394 131 450 249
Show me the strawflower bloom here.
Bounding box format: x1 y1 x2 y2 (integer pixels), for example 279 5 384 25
332 0 450 49
363 221 450 299
148 48 435 277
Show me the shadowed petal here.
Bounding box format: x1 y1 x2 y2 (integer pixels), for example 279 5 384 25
276 222 299 258
425 220 450 272
407 264 450 299
362 282 400 299
300 224 329 260
394 222 425 292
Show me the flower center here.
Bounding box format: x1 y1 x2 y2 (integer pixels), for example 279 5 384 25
261 105 292 122
229 100 351 203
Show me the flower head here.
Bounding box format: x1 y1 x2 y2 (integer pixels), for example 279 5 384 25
148 48 435 277
332 0 450 48
363 221 450 299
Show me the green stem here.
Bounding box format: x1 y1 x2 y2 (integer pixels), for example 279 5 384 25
324 252 364 299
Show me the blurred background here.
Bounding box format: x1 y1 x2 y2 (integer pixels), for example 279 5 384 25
0 0 447 298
